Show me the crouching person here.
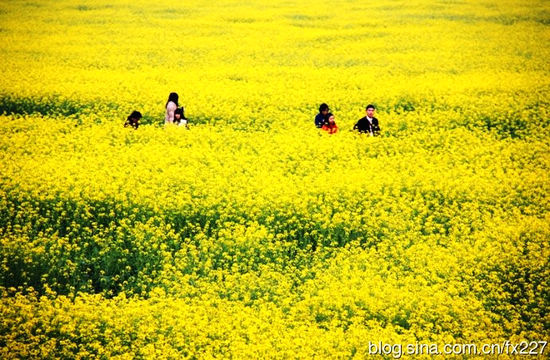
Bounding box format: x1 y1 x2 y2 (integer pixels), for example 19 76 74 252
124 110 142 129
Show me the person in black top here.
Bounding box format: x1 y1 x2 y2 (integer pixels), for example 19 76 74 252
353 104 380 135
315 103 330 128
124 110 142 129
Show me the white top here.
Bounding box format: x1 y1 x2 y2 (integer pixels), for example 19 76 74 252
366 116 374 136
165 101 178 124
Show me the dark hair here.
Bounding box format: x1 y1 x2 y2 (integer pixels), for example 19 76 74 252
128 110 142 120
166 92 179 108
366 104 375 110
319 103 329 112
125 110 142 129
173 107 187 124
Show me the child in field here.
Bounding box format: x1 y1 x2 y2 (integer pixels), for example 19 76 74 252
124 110 142 129
321 113 338 134
173 107 189 129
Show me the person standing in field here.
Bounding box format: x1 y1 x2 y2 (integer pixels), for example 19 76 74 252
353 104 381 136
315 103 330 128
165 92 179 124
321 113 338 134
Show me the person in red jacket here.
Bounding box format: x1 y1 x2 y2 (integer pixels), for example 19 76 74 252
321 113 338 134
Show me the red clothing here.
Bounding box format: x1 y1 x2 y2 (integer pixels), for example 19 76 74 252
322 123 338 134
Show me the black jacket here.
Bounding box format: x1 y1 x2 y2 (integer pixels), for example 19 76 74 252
315 113 327 128
354 116 380 135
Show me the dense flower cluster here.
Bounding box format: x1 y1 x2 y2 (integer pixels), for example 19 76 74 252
1 0 548 358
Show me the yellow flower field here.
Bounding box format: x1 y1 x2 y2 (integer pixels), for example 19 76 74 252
1 0 549 358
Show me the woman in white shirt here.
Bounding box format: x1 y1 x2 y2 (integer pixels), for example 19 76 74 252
165 92 179 124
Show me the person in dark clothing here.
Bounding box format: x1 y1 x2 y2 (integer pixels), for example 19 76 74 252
353 104 380 136
124 110 142 129
315 103 330 128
